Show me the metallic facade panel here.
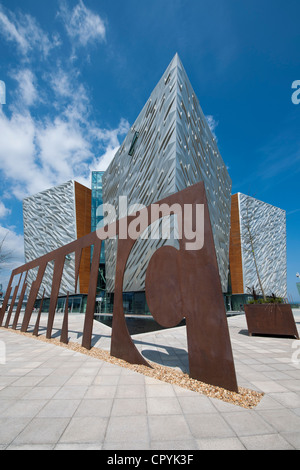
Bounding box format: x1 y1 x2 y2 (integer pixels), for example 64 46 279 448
174 58 232 292
238 193 287 298
23 180 77 297
103 54 232 293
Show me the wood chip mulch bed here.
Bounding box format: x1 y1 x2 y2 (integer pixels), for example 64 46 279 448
1 327 264 409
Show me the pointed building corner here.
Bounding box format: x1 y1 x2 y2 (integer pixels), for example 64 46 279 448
173 51 183 67
170 51 180 66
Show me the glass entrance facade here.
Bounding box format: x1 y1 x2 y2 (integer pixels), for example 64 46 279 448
91 171 105 265
35 294 88 313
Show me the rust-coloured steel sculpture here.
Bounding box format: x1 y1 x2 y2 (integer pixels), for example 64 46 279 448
4 273 22 328
60 292 69 345
12 272 28 330
33 288 45 337
0 183 238 392
0 278 12 326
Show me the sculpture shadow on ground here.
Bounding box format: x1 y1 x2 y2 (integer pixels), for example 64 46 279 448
239 328 299 339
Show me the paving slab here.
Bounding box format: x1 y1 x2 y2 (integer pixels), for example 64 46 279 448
0 310 299 450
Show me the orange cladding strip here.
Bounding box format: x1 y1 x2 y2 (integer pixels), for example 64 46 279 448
229 194 244 294
74 182 92 294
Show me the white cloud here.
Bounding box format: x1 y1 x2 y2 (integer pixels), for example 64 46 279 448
0 3 121 201
92 145 120 172
59 0 106 48
37 117 92 176
0 3 129 290
0 3 129 202
50 68 76 99
11 69 39 107
205 115 218 139
91 118 130 147
0 202 11 219
0 106 128 288
0 10 28 53
0 110 36 190
0 6 58 59
89 118 130 171
287 208 300 216
0 100 129 199
0 107 80 197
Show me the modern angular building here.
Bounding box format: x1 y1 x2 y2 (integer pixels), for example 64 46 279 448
229 192 287 307
103 53 232 296
20 56 289 316
23 180 92 304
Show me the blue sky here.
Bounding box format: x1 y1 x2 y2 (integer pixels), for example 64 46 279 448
0 0 299 300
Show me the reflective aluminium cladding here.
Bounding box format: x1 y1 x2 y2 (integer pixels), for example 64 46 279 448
230 193 287 298
103 53 232 293
91 171 105 264
23 180 91 297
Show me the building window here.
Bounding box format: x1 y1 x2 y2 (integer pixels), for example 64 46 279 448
128 131 139 156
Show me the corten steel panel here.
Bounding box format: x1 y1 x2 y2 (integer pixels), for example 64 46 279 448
82 238 102 349
12 272 28 330
74 182 92 294
21 262 47 333
0 273 13 326
0 183 238 393
60 292 69 345
33 289 45 337
103 53 232 294
46 256 66 339
245 304 299 339
229 194 244 294
4 274 22 328
144 184 237 391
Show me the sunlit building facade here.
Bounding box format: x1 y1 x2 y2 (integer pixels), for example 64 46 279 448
23 180 92 307
229 192 287 308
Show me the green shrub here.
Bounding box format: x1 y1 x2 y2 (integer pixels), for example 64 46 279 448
247 297 283 305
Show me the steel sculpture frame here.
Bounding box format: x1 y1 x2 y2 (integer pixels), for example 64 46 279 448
0 183 238 392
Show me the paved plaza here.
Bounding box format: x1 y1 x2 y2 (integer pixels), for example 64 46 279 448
0 310 300 450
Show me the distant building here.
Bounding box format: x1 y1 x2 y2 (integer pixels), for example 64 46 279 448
229 193 287 307
91 171 105 264
91 171 107 308
23 180 91 304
